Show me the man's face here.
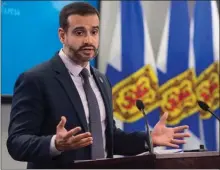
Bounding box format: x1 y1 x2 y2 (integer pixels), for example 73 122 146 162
59 14 99 63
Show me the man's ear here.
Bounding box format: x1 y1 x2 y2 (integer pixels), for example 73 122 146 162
58 28 65 44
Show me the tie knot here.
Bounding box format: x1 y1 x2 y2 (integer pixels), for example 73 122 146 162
80 68 90 79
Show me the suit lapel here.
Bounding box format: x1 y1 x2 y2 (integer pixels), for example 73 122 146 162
50 54 88 132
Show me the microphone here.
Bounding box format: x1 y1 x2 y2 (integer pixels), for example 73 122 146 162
197 100 220 121
136 100 154 154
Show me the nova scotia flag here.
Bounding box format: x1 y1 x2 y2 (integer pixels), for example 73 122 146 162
193 0 219 151
156 1 202 150
104 1 158 135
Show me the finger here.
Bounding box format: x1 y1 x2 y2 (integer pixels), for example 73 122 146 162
58 137 93 150
71 132 92 143
173 132 191 138
57 116 67 130
62 136 93 149
159 112 168 124
173 125 189 132
171 139 186 144
73 137 93 147
79 137 93 144
63 127 82 140
165 142 179 148
77 140 93 149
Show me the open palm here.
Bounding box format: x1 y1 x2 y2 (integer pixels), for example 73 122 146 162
151 112 190 148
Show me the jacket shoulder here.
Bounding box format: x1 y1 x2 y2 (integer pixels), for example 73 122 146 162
25 60 52 75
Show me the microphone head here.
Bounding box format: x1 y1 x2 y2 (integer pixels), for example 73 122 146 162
136 99 145 111
197 100 210 111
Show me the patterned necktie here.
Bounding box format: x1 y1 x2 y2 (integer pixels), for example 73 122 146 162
80 68 105 159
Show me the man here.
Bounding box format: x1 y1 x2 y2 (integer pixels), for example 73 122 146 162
7 2 190 169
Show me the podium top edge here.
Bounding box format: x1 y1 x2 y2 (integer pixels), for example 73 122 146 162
156 151 220 159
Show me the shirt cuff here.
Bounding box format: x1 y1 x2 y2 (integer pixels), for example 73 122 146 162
50 135 62 156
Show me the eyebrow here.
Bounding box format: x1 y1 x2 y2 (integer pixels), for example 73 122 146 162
72 26 99 31
92 26 99 30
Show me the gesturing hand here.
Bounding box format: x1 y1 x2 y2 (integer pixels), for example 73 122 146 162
151 112 191 148
55 116 93 151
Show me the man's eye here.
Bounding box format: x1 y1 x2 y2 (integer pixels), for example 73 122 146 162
91 30 99 35
75 31 84 36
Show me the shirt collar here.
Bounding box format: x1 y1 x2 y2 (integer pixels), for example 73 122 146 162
59 49 91 77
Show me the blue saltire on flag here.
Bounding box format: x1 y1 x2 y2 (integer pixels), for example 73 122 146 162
193 1 220 151
106 0 150 132
156 1 201 149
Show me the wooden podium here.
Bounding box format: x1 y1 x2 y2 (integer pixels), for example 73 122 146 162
72 151 220 169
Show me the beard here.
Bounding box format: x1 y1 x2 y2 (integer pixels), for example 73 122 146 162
68 44 99 63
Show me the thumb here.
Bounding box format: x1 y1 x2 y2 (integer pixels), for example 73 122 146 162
57 116 66 130
159 112 168 124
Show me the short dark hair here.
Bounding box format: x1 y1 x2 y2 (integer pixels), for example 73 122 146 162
59 2 100 32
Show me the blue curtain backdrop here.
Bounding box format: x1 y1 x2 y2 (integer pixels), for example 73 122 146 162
2 1 99 95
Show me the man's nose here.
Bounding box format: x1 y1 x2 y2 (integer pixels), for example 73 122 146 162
84 35 93 44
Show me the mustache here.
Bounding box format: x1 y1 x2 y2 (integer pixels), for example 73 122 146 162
78 44 96 51
68 44 99 58
78 44 99 57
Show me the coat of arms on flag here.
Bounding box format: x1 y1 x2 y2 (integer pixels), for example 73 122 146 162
196 62 219 119
112 64 159 123
158 68 198 125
